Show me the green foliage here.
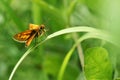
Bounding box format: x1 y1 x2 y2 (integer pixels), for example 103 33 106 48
0 0 119 80
84 47 113 80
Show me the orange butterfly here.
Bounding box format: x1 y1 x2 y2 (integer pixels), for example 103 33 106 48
13 24 46 47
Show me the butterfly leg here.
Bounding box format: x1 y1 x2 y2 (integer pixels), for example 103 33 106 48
34 37 38 46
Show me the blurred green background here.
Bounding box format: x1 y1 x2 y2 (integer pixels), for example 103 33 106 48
0 0 120 80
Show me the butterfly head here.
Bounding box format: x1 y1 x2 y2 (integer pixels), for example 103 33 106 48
39 24 46 32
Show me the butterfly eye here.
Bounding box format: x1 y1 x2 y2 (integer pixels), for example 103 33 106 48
40 25 45 29
40 27 43 29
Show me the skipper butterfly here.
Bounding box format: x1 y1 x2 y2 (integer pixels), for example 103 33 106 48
13 24 46 47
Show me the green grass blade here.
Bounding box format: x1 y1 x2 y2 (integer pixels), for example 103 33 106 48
8 40 46 80
8 47 33 80
32 2 42 24
67 0 78 18
32 0 65 23
45 26 111 42
32 0 60 15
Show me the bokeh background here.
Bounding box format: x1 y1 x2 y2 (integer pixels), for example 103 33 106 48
0 0 120 80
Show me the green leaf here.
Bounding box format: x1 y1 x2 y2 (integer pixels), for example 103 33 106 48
84 47 113 80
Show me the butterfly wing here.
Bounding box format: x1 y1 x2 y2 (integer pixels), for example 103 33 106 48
29 24 39 30
25 32 37 47
13 30 33 43
13 24 46 47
